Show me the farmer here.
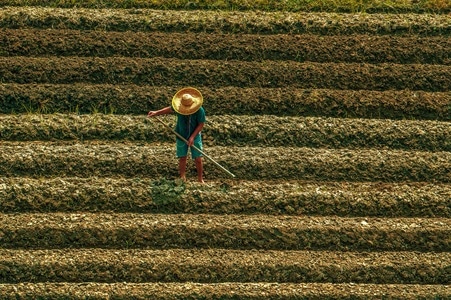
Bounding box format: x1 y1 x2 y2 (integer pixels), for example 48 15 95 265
147 87 206 183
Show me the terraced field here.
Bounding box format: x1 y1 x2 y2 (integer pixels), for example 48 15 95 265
0 2 450 299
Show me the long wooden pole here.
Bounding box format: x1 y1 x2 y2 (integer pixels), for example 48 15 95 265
150 116 236 178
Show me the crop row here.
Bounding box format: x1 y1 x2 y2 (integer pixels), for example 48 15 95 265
1 212 449 251
2 57 450 91
1 7 450 35
0 177 449 217
2 29 450 65
0 114 449 151
1 249 449 284
0 142 449 182
1 282 449 300
2 84 449 120
2 0 450 13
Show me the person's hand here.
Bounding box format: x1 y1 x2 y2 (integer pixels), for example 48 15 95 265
187 136 195 147
147 111 158 117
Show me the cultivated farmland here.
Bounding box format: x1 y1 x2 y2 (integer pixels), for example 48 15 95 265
0 1 450 299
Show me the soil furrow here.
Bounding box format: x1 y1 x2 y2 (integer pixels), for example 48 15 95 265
0 213 449 251
1 29 450 65
1 2 450 298
1 0 450 13
0 249 448 284
0 114 449 151
0 8 449 35
0 141 451 183
1 57 450 91
0 282 449 300
1 177 449 217
0 141 449 182
1 84 449 120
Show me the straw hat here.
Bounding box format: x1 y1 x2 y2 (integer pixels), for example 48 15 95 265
172 87 203 115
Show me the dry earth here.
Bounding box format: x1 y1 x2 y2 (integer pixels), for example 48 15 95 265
0 5 449 300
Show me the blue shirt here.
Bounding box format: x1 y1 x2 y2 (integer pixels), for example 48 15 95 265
174 107 206 140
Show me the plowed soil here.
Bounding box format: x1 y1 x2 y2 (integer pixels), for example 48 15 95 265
2 29 450 65
1 249 449 283
1 213 450 251
1 7 450 35
1 84 449 119
1 282 450 300
0 4 450 300
0 114 450 150
1 177 449 217
2 57 450 91
0 141 450 181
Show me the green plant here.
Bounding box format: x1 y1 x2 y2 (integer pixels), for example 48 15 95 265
151 178 185 206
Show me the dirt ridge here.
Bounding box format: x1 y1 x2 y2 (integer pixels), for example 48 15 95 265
0 114 449 151
1 249 449 284
2 0 450 13
1 84 449 120
1 7 450 35
2 57 450 91
1 213 449 251
1 282 449 300
1 177 449 217
2 29 450 65
0 142 449 182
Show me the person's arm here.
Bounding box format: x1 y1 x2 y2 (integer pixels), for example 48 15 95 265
147 106 173 117
187 122 204 146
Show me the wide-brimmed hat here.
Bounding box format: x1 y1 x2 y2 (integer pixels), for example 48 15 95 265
172 87 203 115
